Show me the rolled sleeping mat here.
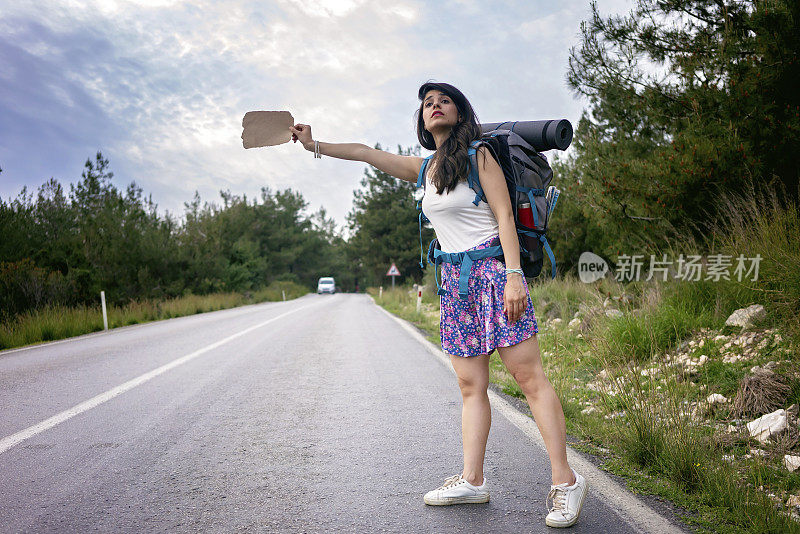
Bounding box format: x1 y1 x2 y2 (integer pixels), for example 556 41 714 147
480 119 573 151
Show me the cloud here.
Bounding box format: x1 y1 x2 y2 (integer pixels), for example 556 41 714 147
0 0 633 227
0 19 117 185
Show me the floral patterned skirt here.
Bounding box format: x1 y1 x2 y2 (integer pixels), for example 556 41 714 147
439 237 539 358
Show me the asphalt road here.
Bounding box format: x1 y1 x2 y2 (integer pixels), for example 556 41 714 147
0 294 685 533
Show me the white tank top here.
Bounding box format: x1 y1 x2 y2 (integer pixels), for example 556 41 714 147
421 159 499 253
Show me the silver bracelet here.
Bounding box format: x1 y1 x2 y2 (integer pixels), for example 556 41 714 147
505 268 524 276
314 140 321 159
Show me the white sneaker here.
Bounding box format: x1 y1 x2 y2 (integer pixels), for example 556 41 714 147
423 474 490 505
545 469 587 528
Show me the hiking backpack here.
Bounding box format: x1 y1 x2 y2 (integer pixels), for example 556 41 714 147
415 128 559 299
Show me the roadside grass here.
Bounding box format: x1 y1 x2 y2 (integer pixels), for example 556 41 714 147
367 285 441 346
368 183 800 532
0 281 308 350
704 182 800 339
372 266 800 532
588 331 799 533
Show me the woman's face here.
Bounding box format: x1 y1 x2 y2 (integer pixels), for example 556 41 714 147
422 90 460 133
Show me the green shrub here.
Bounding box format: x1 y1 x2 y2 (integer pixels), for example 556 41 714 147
697 183 800 338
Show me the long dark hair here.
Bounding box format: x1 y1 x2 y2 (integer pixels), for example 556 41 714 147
414 81 481 194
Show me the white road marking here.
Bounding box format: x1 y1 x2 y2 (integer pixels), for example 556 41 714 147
373 299 685 534
0 301 321 455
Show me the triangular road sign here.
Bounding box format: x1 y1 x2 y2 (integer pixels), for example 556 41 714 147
386 263 401 276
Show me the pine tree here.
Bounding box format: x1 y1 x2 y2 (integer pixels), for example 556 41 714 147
564 0 800 259
346 144 432 287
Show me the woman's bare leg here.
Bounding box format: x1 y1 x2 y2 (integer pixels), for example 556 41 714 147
497 334 575 485
448 353 491 486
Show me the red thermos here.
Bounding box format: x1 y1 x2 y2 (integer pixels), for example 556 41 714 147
518 202 536 228
518 202 538 261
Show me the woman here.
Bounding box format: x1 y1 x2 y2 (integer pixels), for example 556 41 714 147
289 81 587 528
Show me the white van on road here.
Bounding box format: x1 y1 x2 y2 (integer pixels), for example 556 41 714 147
317 277 336 294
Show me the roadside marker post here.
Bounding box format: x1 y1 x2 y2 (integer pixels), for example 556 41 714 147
100 291 108 331
416 287 422 313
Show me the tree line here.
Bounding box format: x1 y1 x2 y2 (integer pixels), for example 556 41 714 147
0 146 430 320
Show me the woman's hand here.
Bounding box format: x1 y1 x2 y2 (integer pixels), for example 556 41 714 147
289 123 313 150
503 273 528 323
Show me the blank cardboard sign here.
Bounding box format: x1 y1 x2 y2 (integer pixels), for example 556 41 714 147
241 111 295 149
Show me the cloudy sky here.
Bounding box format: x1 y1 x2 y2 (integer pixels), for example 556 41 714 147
0 0 631 230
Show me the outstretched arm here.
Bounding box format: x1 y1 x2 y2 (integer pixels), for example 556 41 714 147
289 123 423 183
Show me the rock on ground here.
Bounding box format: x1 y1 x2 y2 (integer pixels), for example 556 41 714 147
725 304 766 328
747 409 787 443
784 455 800 472
707 393 729 405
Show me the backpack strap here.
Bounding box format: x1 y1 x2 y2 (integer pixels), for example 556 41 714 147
417 155 433 190
416 155 434 268
418 212 426 268
538 233 557 279
515 186 546 228
466 141 487 206
494 121 520 133
426 239 443 294
430 243 504 299
519 229 557 279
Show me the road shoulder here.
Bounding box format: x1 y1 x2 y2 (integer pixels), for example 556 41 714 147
371 297 693 534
